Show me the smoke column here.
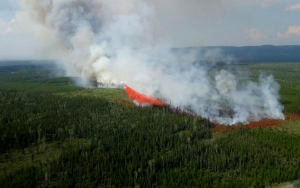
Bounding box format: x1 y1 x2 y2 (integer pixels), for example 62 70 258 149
21 0 284 125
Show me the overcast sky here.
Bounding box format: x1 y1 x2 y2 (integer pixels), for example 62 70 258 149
0 0 299 59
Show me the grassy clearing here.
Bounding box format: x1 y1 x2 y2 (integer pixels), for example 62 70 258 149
275 119 300 135
269 180 300 188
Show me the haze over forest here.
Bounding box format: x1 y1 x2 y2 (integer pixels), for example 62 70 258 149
1 0 298 124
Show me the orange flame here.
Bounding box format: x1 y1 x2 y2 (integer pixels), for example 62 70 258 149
125 84 164 107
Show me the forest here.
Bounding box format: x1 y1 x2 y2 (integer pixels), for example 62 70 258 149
1 61 300 187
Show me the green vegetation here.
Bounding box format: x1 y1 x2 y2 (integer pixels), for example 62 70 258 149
1 62 300 187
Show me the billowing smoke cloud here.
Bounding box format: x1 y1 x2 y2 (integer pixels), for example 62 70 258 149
21 0 284 125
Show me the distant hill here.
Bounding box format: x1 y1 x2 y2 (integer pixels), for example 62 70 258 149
1 45 299 63
176 45 300 63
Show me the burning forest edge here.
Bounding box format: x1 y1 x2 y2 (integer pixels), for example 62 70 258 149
1 62 300 187
89 79 285 126
15 0 285 125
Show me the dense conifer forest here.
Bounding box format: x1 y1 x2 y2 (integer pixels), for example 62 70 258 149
1 62 300 187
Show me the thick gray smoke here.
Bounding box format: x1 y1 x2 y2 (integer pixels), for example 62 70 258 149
22 0 284 125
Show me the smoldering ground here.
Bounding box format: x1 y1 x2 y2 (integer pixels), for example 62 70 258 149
19 0 284 125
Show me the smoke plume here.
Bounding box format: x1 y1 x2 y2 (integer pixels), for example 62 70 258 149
21 0 284 125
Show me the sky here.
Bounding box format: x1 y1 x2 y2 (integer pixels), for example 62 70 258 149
0 0 299 59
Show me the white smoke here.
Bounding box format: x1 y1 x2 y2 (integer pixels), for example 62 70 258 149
20 0 284 125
